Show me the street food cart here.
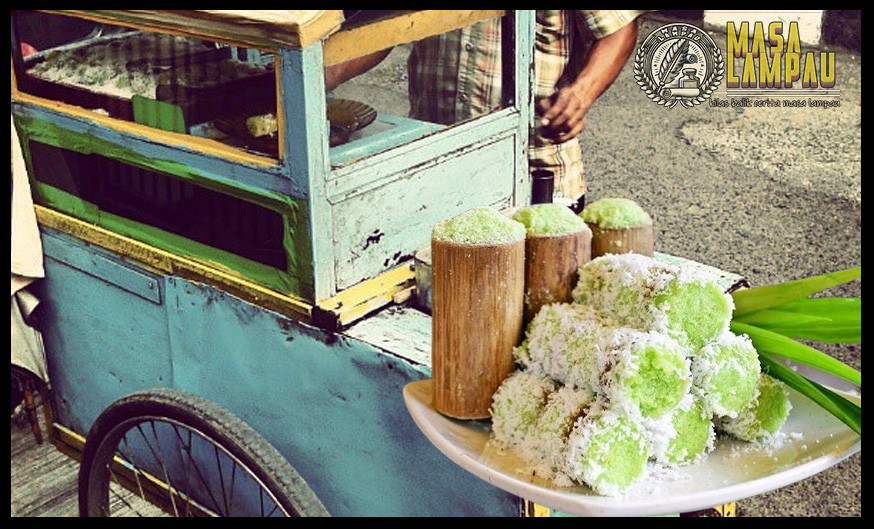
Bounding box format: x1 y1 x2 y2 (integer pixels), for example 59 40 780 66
11 9 536 516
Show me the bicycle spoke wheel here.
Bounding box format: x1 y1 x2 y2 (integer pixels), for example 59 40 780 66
78 388 329 517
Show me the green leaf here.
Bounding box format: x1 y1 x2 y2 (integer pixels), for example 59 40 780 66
779 298 861 320
736 309 832 328
732 321 862 386
732 267 861 317
759 354 861 436
735 305 861 344
757 321 859 344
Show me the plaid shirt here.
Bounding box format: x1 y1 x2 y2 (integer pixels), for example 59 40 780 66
408 10 644 198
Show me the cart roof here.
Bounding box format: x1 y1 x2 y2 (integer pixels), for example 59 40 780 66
44 10 345 49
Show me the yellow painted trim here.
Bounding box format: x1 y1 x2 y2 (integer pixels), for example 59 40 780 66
11 54 20 97
323 10 506 67
522 500 551 518
36 206 313 322
35 206 419 330
314 264 416 330
49 422 85 462
275 53 287 161
12 92 280 169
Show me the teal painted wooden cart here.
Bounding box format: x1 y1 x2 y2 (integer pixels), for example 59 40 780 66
12 10 537 516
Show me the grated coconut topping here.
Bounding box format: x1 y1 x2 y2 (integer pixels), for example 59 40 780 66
580 198 652 229
432 207 526 245
512 204 592 238
488 254 792 496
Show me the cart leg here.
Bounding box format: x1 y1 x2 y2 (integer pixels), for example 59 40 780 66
523 500 551 517
714 502 737 517
22 383 43 445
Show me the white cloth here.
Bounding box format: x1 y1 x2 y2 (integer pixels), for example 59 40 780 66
11 115 44 285
11 115 48 382
11 289 48 382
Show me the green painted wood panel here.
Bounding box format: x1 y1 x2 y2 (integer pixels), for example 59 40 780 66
38 228 521 516
326 109 519 204
38 234 173 435
278 46 334 302
41 231 162 304
331 135 517 290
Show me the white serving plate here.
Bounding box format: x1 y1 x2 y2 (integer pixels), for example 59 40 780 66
403 379 860 517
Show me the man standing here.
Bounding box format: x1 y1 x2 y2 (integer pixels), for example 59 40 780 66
408 10 643 211
328 10 644 210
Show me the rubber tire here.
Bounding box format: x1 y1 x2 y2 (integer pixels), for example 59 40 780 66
78 388 330 517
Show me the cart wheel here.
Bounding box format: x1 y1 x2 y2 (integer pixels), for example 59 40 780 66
78 388 329 517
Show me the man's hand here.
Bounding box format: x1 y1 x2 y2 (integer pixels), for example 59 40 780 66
537 86 593 143
325 49 392 92
536 21 639 145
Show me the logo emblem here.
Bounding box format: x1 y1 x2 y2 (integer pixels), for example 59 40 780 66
634 23 724 109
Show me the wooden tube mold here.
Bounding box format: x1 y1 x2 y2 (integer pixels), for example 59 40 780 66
523 229 591 325
431 238 525 419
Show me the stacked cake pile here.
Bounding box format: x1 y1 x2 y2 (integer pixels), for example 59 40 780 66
491 253 791 496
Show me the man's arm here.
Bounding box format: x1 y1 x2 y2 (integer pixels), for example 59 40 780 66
538 21 638 143
325 49 392 92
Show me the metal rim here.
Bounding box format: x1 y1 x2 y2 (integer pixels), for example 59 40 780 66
84 415 291 517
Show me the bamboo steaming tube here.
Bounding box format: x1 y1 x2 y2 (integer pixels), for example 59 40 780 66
580 198 654 258
511 204 592 324
431 207 526 419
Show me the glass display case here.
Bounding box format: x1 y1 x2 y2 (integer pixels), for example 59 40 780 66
12 10 534 318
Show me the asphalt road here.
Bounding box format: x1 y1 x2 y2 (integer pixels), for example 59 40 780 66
334 13 861 517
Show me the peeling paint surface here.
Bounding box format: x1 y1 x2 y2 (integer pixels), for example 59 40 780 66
39 230 518 516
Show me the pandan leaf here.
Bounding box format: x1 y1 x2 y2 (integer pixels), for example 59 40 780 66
735 300 861 344
745 316 859 343
778 298 861 319
760 354 861 436
736 309 832 328
732 267 861 317
732 321 862 386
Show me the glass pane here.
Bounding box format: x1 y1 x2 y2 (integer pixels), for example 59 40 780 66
326 11 513 165
13 11 279 159
29 141 288 271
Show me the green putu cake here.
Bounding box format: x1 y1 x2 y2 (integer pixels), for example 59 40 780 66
607 329 692 419
649 394 715 465
573 254 734 350
521 386 595 482
580 198 652 229
432 206 526 245
519 303 691 419
512 204 591 238
514 304 603 392
565 410 651 496
716 374 792 442
692 332 761 418
490 371 557 448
